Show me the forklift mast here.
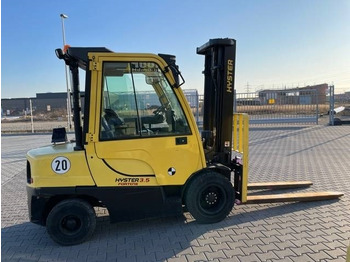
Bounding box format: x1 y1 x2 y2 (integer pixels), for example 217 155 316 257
197 38 236 167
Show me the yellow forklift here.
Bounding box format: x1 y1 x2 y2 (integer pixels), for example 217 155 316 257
26 38 343 245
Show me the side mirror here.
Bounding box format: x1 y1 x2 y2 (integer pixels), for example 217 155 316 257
55 49 65 60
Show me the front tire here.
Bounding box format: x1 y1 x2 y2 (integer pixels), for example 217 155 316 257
46 199 96 246
185 172 234 223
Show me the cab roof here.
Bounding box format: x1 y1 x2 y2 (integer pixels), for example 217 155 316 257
65 47 112 70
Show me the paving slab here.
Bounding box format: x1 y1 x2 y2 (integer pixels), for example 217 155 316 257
2 124 350 261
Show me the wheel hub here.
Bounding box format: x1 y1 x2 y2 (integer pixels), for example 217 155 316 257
205 192 218 205
61 216 81 232
65 218 78 230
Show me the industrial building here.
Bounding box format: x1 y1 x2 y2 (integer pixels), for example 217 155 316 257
258 84 328 105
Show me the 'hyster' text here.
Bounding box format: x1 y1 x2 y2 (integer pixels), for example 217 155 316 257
227 59 234 93
115 177 150 186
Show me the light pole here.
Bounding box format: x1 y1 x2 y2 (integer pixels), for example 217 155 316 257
60 13 72 131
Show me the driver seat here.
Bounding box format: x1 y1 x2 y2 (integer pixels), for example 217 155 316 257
103 108 125 136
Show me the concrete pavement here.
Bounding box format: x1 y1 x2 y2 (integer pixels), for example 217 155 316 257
2 124 350 261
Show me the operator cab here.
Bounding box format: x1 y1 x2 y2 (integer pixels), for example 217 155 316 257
99 61 190 140
55 47 188 149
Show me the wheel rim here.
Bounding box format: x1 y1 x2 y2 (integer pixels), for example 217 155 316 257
59 215 82 235
199 185 226 215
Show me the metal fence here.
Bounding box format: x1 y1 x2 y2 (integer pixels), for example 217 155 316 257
329 85 350 125
184 89 331 127
1 98 72 133
235 89 321 124
2 86 348 134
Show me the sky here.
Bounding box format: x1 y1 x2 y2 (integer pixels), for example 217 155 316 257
2 0 350 98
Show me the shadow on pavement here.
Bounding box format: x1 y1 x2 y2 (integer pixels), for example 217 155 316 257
1 199 338 261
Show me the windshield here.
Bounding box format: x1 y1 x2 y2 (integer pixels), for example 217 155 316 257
100 62 190 140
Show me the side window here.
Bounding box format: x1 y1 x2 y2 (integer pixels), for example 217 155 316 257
100 61 190 140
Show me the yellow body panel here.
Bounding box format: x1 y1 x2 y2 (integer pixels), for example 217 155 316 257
85 53 206 187
26 143 95 188
88 135 203 186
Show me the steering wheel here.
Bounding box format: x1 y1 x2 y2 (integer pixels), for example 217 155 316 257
152 106 166 123
153 105 163 115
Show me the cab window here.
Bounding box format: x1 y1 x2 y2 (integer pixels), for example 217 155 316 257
100 61 190 140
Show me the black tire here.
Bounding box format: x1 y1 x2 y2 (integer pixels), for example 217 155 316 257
46 199 96 246
185 172 234 224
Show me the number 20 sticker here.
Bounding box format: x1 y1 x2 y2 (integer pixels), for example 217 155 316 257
51 156 71 174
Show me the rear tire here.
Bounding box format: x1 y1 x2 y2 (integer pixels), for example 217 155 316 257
185 172 234 223
46 199 96 246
